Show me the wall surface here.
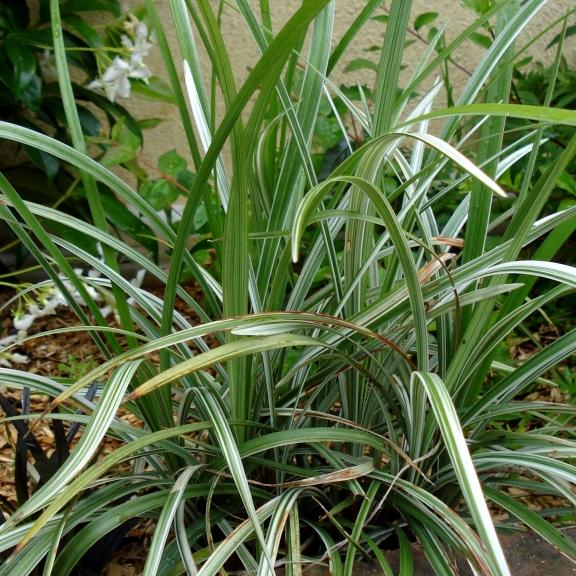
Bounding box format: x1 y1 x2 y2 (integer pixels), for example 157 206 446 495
121 0 575 167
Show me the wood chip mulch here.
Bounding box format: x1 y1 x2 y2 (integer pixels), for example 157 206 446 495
0 282 205 574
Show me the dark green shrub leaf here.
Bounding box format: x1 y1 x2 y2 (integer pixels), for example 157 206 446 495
547 24 576 49
461 0 495 15
344 58 378 73
137 118 164 130
60 0 121 16
470 31 492 49
23 145 60 179
100 195 159 260
48 219 99 256
101 118 142 166
101 144 138 167
6 40 37 94
176 168 196 191
0 1 30 31
140 179 179 211
414 12 438 31
130 77 176 104
158 149 187 178
74 84 143 141
77 105 101 137
18 75 42 110
556 173 576 197
315 116 344 151
63 14 104 48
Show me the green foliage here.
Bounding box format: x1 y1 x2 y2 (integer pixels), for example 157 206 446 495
57 354 98 378
140 149 198 212
0 1 576 575
0 0 164 262
510 57 576 209
462 0 496 15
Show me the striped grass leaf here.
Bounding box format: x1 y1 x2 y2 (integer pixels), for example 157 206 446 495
51 484 246 576
395 528 414 576
46 311 401 411
372 0 413 135
400 1 506 102
49 0 135 344
343 480 379 576
286 504 302 576
292 174 430 366
327 0 384 74
411 372 510 576
440 0 546 138
452 284 572 390
0 420 214 570
145 0 202 169
473 453 576 486
3 197 220 321
216 518 260 575
143 466 204 576
0 176 115 355
466 328 576 423
40 504 69 576
403 102 576 129
0 122 222 317
0 361 142 552
461 0 517 274
375 478 492 573
465 260 576 290
160 0 332 342
364 536 394 576
256 489 302 576
193 386 273 570
409 520 459 575
125 333 327 401
195 495 296 576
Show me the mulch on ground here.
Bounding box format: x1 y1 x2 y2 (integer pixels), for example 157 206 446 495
0 283 206 574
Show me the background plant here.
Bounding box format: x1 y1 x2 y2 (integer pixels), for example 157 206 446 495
0 1 575 575
0 0 176 266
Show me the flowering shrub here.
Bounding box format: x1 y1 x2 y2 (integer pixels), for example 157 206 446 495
88 15 154 102
0 1 160 263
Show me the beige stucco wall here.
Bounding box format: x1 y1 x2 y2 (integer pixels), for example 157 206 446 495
124 0 575 167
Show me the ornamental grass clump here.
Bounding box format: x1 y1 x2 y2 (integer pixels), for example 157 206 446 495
1 1 576 575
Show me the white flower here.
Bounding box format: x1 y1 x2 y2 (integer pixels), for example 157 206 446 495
89 17 153 103
50 289 68 307
10 353 29 365
89 56 150 103
41 299 59 315
28 303 42 316
13 313 36 332
122 19 153 69
99 305 113 318
88 57 131 102
0 352 29 368
130 269 146 288
0 334 18 348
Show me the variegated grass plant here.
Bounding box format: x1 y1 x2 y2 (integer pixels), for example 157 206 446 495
1 1 576 575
